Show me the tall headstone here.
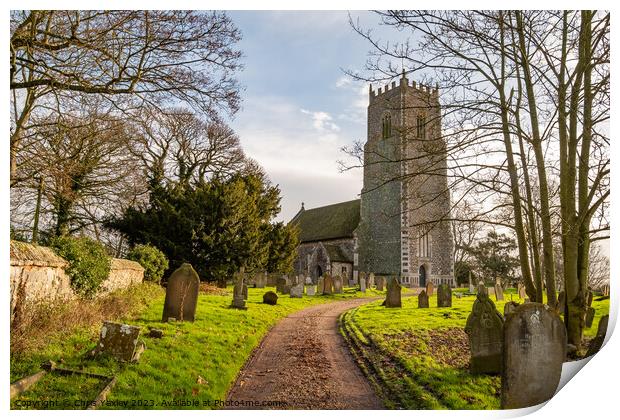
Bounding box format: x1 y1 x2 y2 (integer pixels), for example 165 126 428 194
306 284 316 296
323 274 334 295
232 273 247 309
368 273 375 289
465 292 504 374
162 263 199 322
468 271 474 294
317 276 325 295
437 284 452 308
585 314 609 357
425 282 434 297
384 277 402 308
418 290 429 308
333 275 343 294
494 282 504 301
359 276 366 292
290 283 304 298
501 303 567 409
376 276 384 291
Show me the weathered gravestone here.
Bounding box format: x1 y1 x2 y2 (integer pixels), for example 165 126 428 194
465 292 504 374
418 290 429 308
585 314 609 357
276 277 291 294
290 283 304 298
501 303 567 409
323 274 334 295
333 275 343 294
263 291 278 305
255 273 266 288
306 284 316 296
162 263 199 322
376 276 384 291
384 277 402 308
425 282 434 297
494 283 504 301
518 283 526 300
504 301 520 317
95 321 143 362
368 273 375 289
317 276 324 295
359 275 366 292
477 282 488 296
585 306 596 328
232 275 247 309
437 284 452 308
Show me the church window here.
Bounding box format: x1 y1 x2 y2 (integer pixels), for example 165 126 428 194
418 231 431 258
416 115 426 139
382 114 392 139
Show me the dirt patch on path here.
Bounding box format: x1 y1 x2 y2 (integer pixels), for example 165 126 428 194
226 298 383 409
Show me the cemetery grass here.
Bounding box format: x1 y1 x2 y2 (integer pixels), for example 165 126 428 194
340 289 610 410
11 284 382 409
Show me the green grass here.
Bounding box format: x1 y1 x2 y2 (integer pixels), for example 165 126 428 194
340 288 610 410
11 284 382 410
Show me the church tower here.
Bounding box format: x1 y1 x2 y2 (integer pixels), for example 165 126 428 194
356 72 454 287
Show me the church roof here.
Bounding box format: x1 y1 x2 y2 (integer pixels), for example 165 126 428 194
323 243 353 263
290 199 360 243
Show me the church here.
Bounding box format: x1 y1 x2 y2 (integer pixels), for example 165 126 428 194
290 72 455 288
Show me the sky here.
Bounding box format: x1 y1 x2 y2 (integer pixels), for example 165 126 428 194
227 11 380 222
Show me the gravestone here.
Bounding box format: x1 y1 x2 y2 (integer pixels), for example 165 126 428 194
465 292 504 374
95 321 143 362
469 282 475 294
477 282 488 296
585 306 596 328
255 273 266 288
162 263 200 322
501 303 567 409
504 301 519 317
488 287 495 298
333 275 343 294
232 275 247 309
306 284 316 296
425 282 434 297
518 283 526 300
290 283 304 298
556 290 566 314
384 277 402 308
437 284 452 308
418 290 429 308
360 275 366 292
263 291 278 305
468 271 474 294
494 283 504 301
276 277 291 294
376 276 384 291
368 273 375 289
305 276 313 285
323 275 334 295
317 276 324 295
359 271 366 286
585 314 609 357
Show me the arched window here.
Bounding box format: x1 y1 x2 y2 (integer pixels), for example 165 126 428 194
382 114 392 139
416 114 426 139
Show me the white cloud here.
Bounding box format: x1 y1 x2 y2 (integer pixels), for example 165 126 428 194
300 109 340 132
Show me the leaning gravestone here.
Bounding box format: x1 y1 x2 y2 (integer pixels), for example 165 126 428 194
333 275 343 294
501 303 567 409
504 301 519 317
385 277 402 308
585 314 609 357
317 276 324 294
465 292 504 374
290 283 304 298
263 291 278 305
323 275 334 295
95 321 143 362
494 283 504 301
368 273 375 289
306 284 316 296
360 276 366 292
425 282 434 297
162 263 200 322
585 306 596 328
437 284 452 308
418 290 429 308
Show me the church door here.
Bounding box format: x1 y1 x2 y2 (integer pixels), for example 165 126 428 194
316 265 323 278
419 265 426 287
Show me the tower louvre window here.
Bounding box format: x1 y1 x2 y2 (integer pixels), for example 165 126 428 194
416 115 426 139
418 230 431 258
382 114 392 139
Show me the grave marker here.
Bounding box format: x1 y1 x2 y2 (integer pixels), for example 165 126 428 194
465 292 504 374
161 263 199 322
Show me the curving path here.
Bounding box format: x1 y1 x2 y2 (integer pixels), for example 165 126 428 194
226 298 384 409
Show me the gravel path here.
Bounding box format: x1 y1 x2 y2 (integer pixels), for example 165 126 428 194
225 298 384 409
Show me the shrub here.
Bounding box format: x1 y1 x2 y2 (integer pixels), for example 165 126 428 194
50 236 111 297
126 244 169 283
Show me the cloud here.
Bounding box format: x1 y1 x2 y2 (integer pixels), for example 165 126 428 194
334 75 368 124
300 109 340 132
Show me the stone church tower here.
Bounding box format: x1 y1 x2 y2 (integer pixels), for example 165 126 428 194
356 72 454 287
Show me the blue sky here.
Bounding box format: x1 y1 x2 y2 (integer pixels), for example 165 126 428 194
227 11 381 222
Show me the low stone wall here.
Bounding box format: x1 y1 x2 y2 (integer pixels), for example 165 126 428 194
10 241 144 320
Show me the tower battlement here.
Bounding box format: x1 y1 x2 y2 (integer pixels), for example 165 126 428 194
368 75 439 103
